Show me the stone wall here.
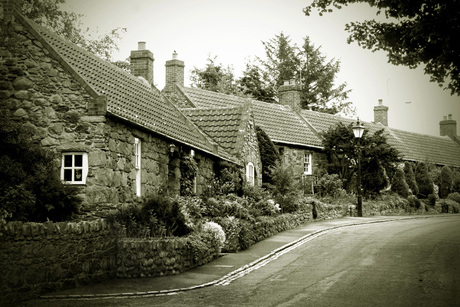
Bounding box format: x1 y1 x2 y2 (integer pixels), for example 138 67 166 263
0 219 117 304
117 231 221 278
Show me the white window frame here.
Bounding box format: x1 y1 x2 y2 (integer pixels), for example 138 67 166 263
304 153 312 175
134 138 141 197
61 152 88 184
246 162 255 186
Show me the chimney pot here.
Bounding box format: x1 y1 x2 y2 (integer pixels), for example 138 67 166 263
378 99 383 105
444 116 447 120
448 114 452 120
172 51 178 59
138 41 146 50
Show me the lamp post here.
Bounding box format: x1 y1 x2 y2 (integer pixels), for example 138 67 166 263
352 119 365 217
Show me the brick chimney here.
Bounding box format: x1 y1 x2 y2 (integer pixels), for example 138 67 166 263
374 99 389 126
440 114 457 139
130 42 154 87
164 51 185 93
278 79 301 111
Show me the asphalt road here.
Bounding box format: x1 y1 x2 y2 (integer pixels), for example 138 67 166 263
28 215 460 307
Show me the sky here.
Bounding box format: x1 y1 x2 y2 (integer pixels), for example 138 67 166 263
63 0 459 137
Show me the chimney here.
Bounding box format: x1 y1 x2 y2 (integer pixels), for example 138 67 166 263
164 51 185 93
440 114 457 139
278 79 301 111
374 99 389 126
130 41 154 87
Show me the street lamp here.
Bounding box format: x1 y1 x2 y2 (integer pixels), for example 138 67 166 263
352 119 365 217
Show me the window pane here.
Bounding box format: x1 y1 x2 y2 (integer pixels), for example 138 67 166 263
74 154 83 167
74 169 83 181
64 169 72 181
64 155 73 167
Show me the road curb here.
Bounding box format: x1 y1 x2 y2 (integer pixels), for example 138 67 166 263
38 215 441 300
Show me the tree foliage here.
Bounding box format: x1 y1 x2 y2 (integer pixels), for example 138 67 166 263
237 62 277 103
403 162 419 196
304 0 460 96
255 126 280 186
414 162 434 198
259 33 353 115
190 55 241 95
20 0 125 60
0 113 81 222
391 168 410 198
440 165 453 198
321 122 400 196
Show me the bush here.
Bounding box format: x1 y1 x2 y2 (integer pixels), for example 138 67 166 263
415 162 434 198
448 192 460 204
407 195 422 209
269 162 299 213
427 194 437 207
440 166 453 198
404 162 419 196
453 171 460 193
201 221 226 247
0 114 80 222
317 174 344 197
255 126 280 187
108 195 192 238
391 168 410 198
214 161 245 196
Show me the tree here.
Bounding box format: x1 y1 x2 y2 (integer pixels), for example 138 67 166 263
255 126 280 186
190 55 241 95
391 168 410 198
237 62 276 103
259 33 353 115
20 0 125 60
321 122 400 196
440 165 453 198
0 113 81 222
304 0 460 96
414 162 434 198
403 162 419 196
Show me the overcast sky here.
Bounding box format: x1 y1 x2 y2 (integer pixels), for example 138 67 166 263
64 0 459 137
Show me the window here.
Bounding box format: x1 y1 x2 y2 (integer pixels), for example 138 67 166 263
61 152 88 184
304 153 312 175
134 138 141 197
246 162 255 186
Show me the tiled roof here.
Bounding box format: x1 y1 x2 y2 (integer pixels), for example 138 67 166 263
300 110 460 167
179 86 323 148
17 13 234 162
180 107 243 153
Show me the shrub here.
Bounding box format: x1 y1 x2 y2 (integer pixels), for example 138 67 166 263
317 174 344 197
255 126 280 187
269 162 299 213
453 171 460 193
448 192 460 204
427 194 437 207
391 168 410 198
108 195 192 238
407 195 422 209
180 153 198 196
0 113 80 222
201 221 226 247
440 166 453 198
214 161 245 196
415 162 434 198
404 162 419 196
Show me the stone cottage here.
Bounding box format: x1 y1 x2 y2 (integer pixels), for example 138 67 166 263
0 2 262 217
161 54 460 186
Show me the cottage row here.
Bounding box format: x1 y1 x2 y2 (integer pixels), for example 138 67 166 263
1 1 459 217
